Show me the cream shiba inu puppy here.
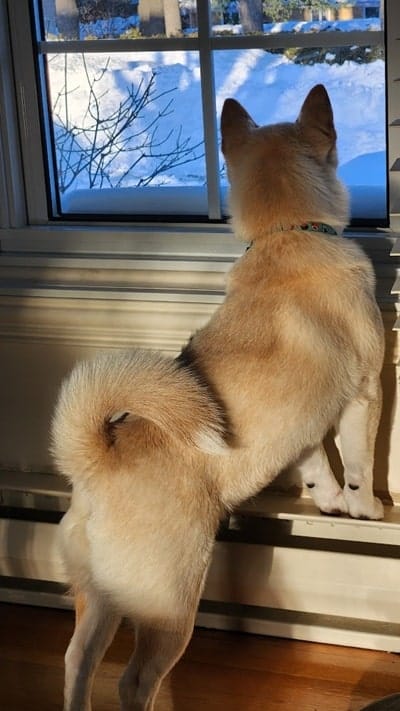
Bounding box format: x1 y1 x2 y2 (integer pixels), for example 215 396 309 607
52 84 384 711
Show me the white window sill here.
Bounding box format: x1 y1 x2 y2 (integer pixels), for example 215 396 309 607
0 224 397 312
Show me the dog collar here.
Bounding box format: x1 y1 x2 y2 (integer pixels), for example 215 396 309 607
246 221 337 251
297 222 338 235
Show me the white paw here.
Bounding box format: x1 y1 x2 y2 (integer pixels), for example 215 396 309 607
318 490 349 517
346 494 384 521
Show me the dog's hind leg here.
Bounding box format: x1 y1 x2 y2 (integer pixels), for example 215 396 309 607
338 375 384 520
64 587 121 711
74 587 87 624
119 616 194 711
296 444 348 515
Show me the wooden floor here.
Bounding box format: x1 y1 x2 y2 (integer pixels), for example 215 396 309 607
1 603 400 710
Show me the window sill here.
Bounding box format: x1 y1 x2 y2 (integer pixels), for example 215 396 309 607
0 224 397 306
0 224 242 259
0 222 397 255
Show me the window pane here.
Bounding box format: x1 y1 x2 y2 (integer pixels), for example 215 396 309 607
40 0 191 40
211 0 383 36
45 51 207 216
215 43 387 223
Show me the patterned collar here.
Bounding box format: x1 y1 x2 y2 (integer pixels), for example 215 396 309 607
246 221 337 251
296 222 338 235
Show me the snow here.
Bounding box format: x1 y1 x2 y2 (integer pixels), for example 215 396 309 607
74 17 383 41
45 17 386 220
80 14 139 39
259 18 381 34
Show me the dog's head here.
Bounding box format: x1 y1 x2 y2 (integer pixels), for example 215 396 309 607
221 84 349 241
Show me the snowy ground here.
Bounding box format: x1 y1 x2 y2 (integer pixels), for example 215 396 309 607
76 16 382 39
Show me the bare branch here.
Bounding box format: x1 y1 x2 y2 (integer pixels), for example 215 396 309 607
52 57 204 193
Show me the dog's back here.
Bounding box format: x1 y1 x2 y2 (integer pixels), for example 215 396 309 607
179 86 384 507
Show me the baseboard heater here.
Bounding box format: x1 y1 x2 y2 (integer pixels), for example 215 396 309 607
1 471 400 652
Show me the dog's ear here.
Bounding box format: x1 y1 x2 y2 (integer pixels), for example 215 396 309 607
297 84 337 164
221 98 257 155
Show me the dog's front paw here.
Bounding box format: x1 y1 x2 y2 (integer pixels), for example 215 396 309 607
346 493 384 521
318 490 349 517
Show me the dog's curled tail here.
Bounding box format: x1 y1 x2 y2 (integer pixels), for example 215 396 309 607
51 349 229 480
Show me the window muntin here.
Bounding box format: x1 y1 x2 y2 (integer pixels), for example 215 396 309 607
33 1 387 225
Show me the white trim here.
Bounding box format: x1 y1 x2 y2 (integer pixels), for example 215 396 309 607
207 540 400 624
0 1 26 227
0 582 398 652
196 605 400 653
0 224 240 256
2 469 400 546
38 32 384 54
0 224 395 254
234 494 400 544
386 0 400 216
0 586 72 610
391 238 400 256
6 0 49 224
198 1 221 220
0 294 218 354
1 508 400 651
0 299 396 362
0 227 396 299
0 471 70 498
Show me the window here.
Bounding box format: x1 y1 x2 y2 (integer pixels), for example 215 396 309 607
2 0 397 229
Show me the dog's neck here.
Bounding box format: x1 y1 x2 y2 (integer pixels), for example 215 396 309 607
274 221 338 236
246 221 338 251
294 221 338 236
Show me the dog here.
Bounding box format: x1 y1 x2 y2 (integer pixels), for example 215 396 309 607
52 84 385 710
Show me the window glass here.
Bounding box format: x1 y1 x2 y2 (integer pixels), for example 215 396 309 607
211 0 382 35
35 0 387 225
45 51 207 216
215 45 386 223
41 0 190 40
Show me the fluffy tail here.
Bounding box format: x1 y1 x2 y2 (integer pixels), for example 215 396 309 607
51 349 229 480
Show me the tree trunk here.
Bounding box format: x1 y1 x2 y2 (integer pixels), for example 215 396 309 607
163 0 182 37
139 0 165 36
238 0 263 33
55 0 79 39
